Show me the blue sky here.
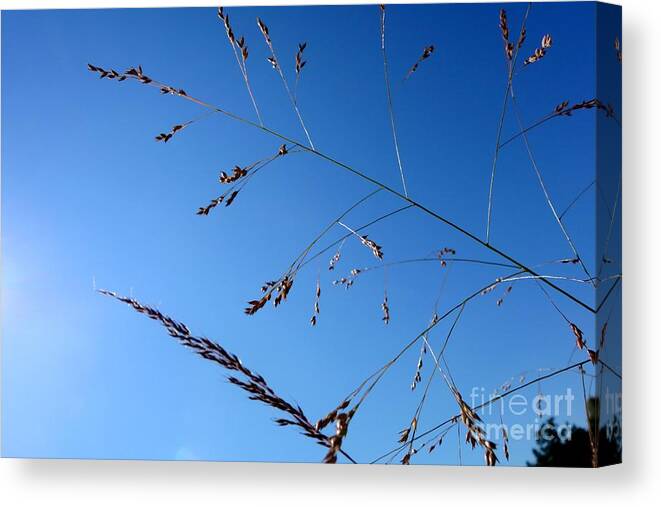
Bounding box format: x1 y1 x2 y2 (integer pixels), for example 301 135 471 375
1 3 621 465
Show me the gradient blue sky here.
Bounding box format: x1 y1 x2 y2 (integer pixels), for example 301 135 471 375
2 3 621 465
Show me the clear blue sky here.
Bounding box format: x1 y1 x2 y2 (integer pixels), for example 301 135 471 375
2 3 621 465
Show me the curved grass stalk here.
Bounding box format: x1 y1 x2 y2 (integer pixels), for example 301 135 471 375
288 189 383 275
498 99 621 151
299 205 414 270
379 5 409 197
509 87 595 287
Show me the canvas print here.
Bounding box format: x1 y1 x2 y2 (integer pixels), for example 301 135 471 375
1 2 621 466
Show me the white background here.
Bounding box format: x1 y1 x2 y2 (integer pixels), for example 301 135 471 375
1 0 659 505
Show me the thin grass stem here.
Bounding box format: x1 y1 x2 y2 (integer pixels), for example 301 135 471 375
486 2 532 243
379 5 409 197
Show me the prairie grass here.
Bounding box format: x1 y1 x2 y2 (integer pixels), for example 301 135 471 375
89 3 621 466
